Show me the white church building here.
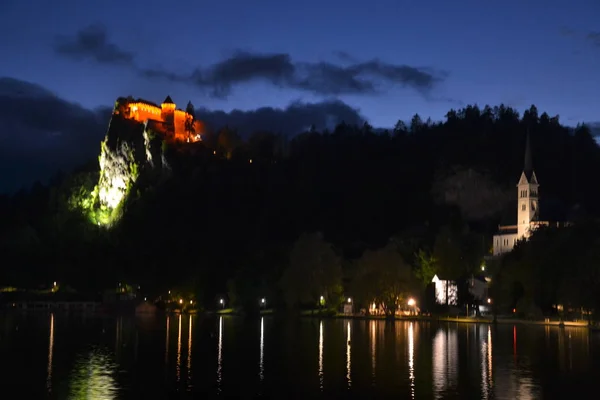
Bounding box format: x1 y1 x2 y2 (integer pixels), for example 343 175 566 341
493 133 554 256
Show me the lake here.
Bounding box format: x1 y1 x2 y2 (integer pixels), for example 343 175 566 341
0 313 598 399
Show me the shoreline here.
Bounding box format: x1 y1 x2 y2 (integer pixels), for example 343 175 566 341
298 312 593 328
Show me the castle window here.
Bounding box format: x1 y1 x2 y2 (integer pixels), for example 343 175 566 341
522 204 526 211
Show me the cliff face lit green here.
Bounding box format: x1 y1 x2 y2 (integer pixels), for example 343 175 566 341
74 99 166 227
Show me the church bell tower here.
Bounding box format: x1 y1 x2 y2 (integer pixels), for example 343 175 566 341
517 131 539 238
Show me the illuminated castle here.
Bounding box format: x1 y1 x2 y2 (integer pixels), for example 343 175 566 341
115 95 204 143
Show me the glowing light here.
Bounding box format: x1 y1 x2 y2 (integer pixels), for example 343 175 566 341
176 314 182 382
481 266 485 271
46 313 54 393
346 321 352 388
213 150 216 155
371 303 376 310
190 300 193 304
259 317 265 382
347 297 352 304
487 298 492 304
53 281 57 287
168 290 171 295
318 320 324 390
144 297 147 301
249 159 253 164
408 298 416 307
408 322 415 399
179 299 183 304
261 298 266 304
217 316 223 393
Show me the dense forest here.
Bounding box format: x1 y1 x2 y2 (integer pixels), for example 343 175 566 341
1 104 600 318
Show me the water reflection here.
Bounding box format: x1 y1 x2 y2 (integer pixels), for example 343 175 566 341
318 320 324 390
346 321 352 389
68 348 118 399
165 315 170 365
259 317 264 382
176 314 182 382
370 320 376 382
407 322 415 398
432 327 458 398
46 313 54 393
6 315 599 398
217 316 223 393
480 326 493 399
187 315 193 390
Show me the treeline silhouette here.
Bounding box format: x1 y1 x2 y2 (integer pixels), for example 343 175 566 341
1 104 599 315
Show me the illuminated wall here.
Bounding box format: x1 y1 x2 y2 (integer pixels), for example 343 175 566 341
432 275 458 306
121 98 202 143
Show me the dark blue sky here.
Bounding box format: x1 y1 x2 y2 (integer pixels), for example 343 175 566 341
1 0 599 127
0 0 599 192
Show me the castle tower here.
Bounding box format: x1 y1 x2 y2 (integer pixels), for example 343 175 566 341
161 95 176 133
516 131 539 238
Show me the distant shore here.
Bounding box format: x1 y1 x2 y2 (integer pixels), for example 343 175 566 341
297 310 594 328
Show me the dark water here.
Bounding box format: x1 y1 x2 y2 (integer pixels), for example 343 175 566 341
0 313 598 399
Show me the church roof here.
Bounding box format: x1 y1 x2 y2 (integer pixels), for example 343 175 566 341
162 95 174 104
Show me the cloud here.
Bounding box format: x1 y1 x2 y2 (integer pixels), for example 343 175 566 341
559 26 576 37
149 51 443 98
55 25 444 98
586 31 600 47
145 52 442 98
0 77 365 193
332 51 358 63
589 122 600 137
0 77 109 193
54 24 134 65
197 99 364 137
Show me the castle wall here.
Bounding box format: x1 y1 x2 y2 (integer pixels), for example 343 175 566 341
173 110 188 141
129 103 161 123
119 98 203 143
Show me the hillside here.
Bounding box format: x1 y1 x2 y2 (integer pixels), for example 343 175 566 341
1 103 599 309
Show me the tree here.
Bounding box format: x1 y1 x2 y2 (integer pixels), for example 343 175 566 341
393 120 407 136
185 101 196 140
216 127 242 159
352 242 413 316
414 249 437 287
279 232 342 309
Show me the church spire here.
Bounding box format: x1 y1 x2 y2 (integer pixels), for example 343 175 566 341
524 129 533 179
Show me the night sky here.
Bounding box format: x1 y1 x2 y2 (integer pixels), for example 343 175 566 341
1 0 599 192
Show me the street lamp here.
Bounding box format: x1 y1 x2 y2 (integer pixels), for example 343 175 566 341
219 298 224 309
487 298 492 304
347 297 352 304
407 298 416 307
